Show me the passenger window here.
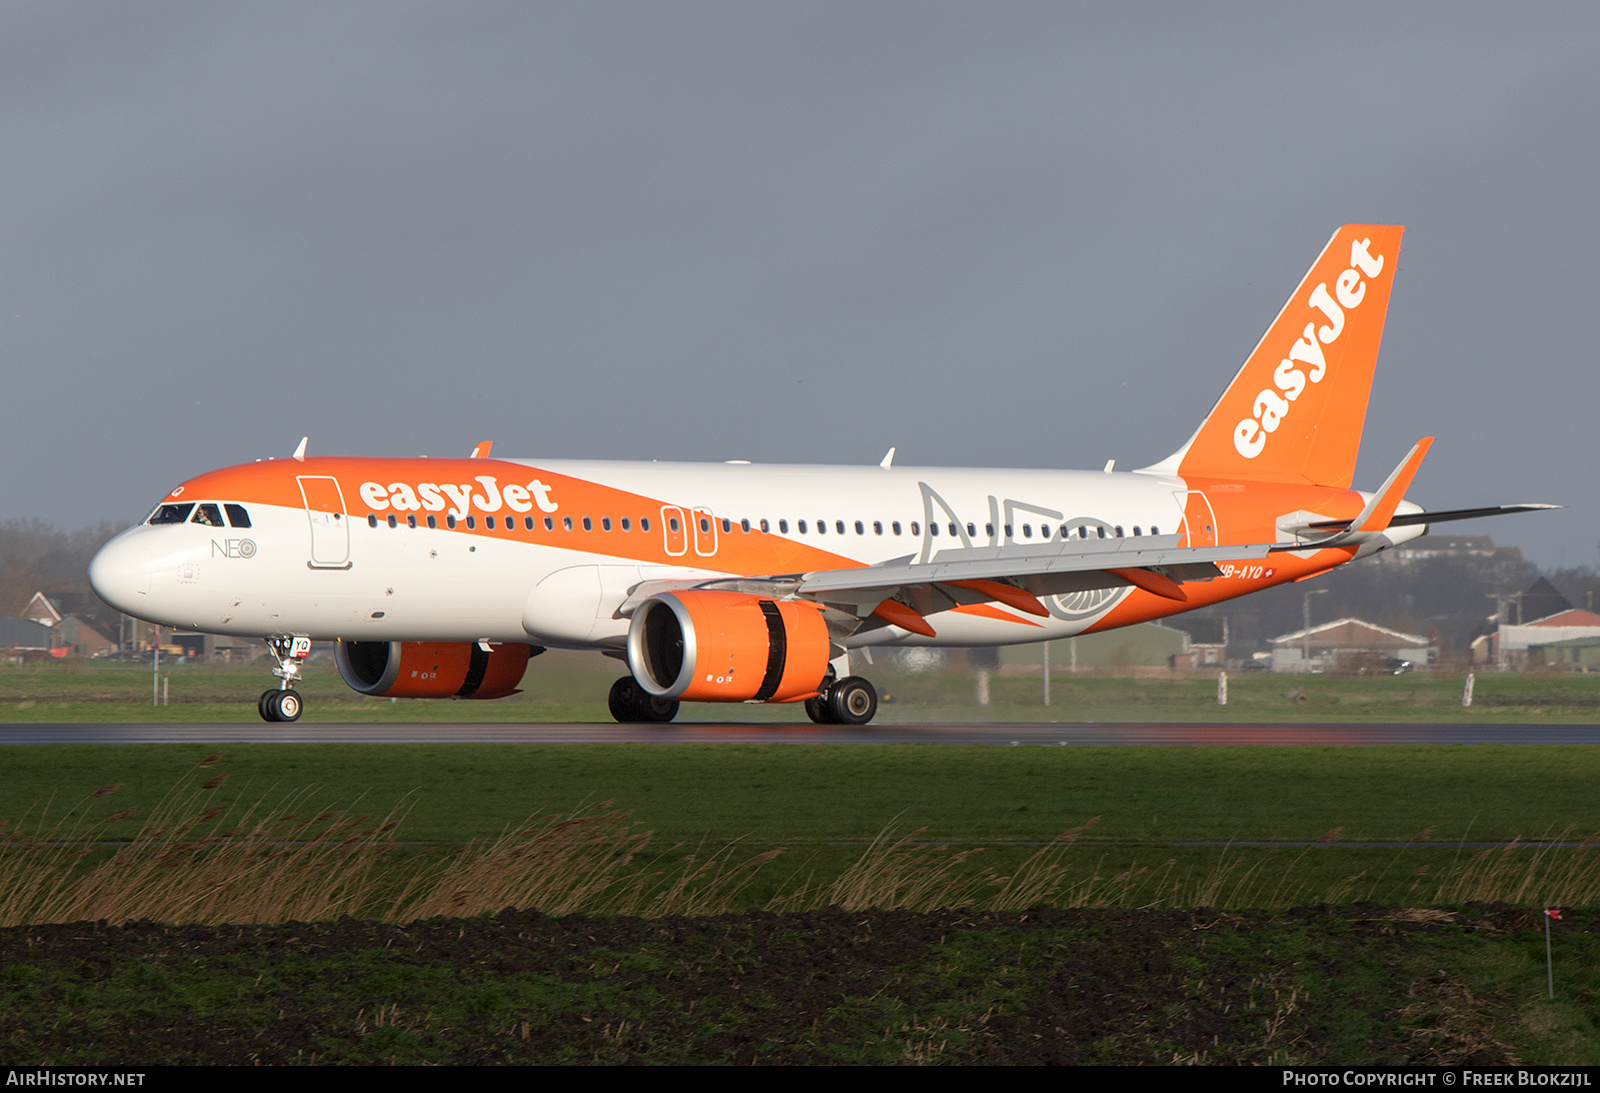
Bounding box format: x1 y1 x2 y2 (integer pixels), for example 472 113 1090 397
428 515 438 529
602 517 612 531
563 516 573 531
486 516 496 529
854 521 864 535
191 503 225 527
368 514 379 528
669 517 680 533
640 517 651 533
223 504 251 528
525 516 534 530
1133 526 1142 536
816 520 825 535
930 523 939 537
892 522 901 535
873 521 882 535
465 516 476 529
910 522 920 535
966 523 975 538
948 523 958 537
760 519 769 533
387 514 398 528
1151 525 1160 536
621 517 631 532
447 515 457 529
795 520 804 533
545 517 555 530
836 521 846 535
741 519 750 533
1115 526 1124 537
721 518 731 534
583 517 593 531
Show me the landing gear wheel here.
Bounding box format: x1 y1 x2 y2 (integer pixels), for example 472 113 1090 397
608 677 640 722
274 690 303 722
608 676 680 724
828 676 877 726
261 690 303 723
804 693 836 724
639 694 679 723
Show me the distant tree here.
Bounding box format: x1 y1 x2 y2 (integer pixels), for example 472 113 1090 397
0 519 126 628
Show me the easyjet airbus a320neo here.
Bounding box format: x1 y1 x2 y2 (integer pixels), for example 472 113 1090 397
88 225 1551 724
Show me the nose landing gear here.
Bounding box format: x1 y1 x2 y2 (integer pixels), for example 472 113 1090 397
259 635 310 723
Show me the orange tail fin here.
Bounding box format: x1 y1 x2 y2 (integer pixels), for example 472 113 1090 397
1155 225 1404 489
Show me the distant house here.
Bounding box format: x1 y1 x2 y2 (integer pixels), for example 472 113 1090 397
1484 608 1600 670
16 592 115 657
1166 616 1228 668
0 617 55 651
1268 618 1433 673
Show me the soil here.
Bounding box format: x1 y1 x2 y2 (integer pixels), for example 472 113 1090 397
0 904 1555 1065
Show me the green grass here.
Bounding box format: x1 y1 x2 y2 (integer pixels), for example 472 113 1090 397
2 655 1598 722
4 742 1599 845
4 743 1600 916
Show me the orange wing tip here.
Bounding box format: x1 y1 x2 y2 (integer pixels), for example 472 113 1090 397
1106 567 1189 602
470 441 494 458
872 599 937 638
943 578 1049 617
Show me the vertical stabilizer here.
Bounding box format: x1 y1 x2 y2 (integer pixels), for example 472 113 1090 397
1155 225 1404 488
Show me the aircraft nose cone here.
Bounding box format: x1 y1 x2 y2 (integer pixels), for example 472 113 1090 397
88 533 152 616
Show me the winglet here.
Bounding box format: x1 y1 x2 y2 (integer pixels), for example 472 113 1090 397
470 441 493 458
880 447 896 470
292 437 308 462
1350 436 1433 533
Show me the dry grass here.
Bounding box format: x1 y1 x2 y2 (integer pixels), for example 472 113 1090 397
0 768 779 927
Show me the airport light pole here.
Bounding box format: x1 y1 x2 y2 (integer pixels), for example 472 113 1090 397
1302 588 1329 671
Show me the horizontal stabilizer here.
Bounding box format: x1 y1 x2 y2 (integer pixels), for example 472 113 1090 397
1299 503 1560 532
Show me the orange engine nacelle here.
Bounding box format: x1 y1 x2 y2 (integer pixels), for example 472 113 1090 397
627 590 830 702
335 640 533 700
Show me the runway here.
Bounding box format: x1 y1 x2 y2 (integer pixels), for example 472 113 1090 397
2 722 1598 745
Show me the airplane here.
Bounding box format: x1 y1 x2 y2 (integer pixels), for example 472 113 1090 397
87 224 1553 725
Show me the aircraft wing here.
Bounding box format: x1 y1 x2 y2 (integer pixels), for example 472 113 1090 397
799 535 1268 594
788 535 1276 637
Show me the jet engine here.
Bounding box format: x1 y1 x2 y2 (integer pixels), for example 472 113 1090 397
627 590 830 702
335 640 534 700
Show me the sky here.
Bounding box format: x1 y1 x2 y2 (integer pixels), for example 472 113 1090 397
2 2 1594 569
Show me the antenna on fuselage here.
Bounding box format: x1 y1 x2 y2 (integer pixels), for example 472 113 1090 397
292 437 308 462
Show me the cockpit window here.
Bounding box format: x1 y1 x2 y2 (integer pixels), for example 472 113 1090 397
224 504 251 528
148 503 194 525
191 503 225 527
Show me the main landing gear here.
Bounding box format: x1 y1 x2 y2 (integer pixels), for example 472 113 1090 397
608 676 680 723
604 673 879 726
805 675 878 726
259 635 310 723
